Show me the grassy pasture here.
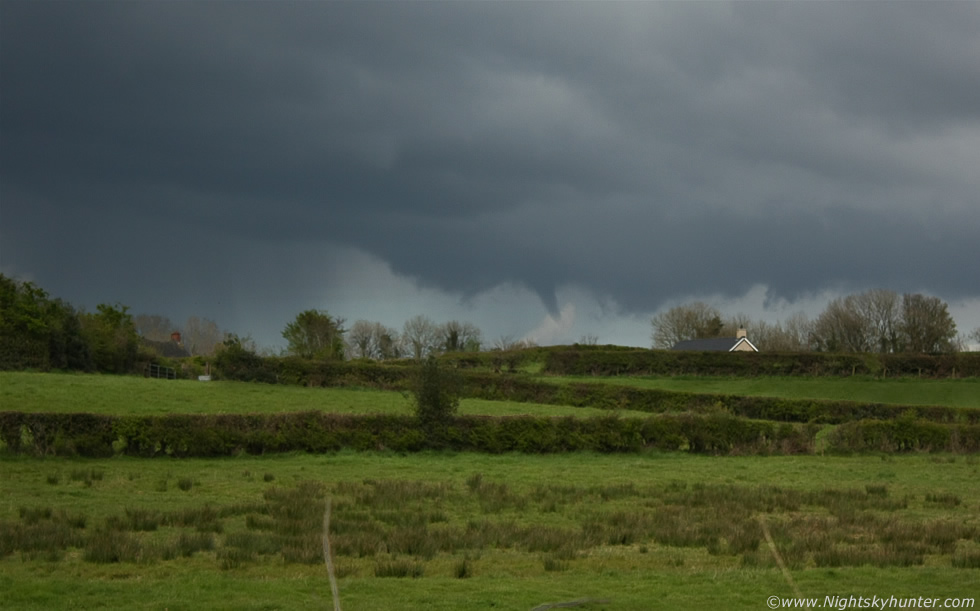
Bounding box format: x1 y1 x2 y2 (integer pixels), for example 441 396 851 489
547 375 980 408
1 453 978 610
1 370 978 609
0 372 651 419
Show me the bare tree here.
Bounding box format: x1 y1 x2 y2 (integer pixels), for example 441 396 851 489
491 335 537 351
347 320 403 360
347 319 375 359
783 312 815 351
402 315 439 360
134 314 175 342
721 313 753 337
853 289 901 353
650 302 723 349
183 316 223 356
811 296 870 352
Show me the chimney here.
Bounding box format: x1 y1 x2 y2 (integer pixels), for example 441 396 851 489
171 331 182 344
736 328 747 339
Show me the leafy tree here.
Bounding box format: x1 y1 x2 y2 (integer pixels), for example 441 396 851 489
0 274 52 369
439 320 482 353
410 355 461 431
46 298 91 370
214 333 271 382
0 274 91 371
899 293 957 353
282 310 345 360
79 303 140 373
650 302 724 349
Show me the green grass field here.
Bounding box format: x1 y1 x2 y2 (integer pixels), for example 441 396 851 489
548 375 980 408
0 372 652 418
1 452 978 610
1 370 978 609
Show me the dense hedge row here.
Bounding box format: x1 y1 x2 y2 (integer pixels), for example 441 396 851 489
213 354 412 389
0 411 813 457
828 419 980 453
542 349 980 378
3 411 975 457
460 374 980 425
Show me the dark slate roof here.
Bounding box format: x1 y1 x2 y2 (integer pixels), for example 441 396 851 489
671 337 744 351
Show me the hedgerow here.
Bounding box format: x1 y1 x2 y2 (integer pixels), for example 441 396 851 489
0 411 815 457
541 348 980 378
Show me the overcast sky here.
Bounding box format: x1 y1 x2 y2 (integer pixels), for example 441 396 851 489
2 1 978 351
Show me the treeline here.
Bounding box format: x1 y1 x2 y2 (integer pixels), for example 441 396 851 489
651 289 976 353
0 275 142 373
2 410 977 458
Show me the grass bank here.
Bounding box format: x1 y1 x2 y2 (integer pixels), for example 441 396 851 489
0 372 650 418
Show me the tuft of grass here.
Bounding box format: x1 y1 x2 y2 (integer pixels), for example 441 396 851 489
865 484 889 497
177 477 194 491
542 554 569 572
83 529 141 563
122 508 161 532
176 532 215 558
454 557 472 578
374 556 425 578
19 506 53 525
952 550 980 569
925 492 961 507
218 546 255 570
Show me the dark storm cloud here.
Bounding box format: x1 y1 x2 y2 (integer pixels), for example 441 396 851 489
2 1 978 324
